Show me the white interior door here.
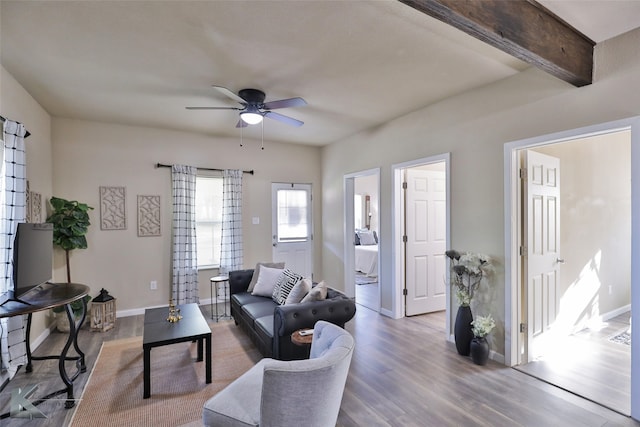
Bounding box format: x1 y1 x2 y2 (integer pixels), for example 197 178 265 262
405 167 447 316
524 150 561 361
272 183 313 278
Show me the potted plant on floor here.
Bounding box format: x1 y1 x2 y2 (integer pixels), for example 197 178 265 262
445 250 492 356
46 196 94 331
470 314 496 365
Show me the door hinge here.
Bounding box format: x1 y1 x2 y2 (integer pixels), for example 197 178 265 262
402 181 408 190
519 246 527 256
403 288 408 296
520 323 527 333
519 168 527 180
402 235 408 243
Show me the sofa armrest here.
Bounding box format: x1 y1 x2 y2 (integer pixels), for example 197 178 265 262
273 296 356 337
229 269 254 295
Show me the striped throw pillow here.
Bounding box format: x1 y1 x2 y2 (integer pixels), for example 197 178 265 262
272 269 304 305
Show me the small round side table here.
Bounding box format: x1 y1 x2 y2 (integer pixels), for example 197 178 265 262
291 329 314 346
210 275 230 321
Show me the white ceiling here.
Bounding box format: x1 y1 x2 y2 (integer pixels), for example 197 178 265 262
2 1 640 147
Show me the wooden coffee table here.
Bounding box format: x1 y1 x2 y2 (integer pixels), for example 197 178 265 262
142 303 212 398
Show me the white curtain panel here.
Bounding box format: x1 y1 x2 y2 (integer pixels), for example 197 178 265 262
0 119 28 376
219 169 243 274
171 165 199 304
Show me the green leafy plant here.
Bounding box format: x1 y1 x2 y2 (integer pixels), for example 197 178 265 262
52 294 91 315
46 196 94 283
471 314 496 338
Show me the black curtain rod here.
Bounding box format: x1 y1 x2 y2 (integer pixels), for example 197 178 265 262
0 115 31 138
155 163 254 175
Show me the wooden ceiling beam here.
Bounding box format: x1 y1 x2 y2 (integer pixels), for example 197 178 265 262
399 0 594 87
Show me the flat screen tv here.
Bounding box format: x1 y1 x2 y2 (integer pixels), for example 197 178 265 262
1 222 53 305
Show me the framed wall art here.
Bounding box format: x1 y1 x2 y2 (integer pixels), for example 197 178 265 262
137 195 161 237
100 186 127 230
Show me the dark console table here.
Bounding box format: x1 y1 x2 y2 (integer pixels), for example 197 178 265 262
0 282 89 410
143 303 211 398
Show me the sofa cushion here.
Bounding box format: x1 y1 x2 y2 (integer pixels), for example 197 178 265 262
232 292 267 308
242 301 278 328
247 262 285 293
272 269 304 305
251 266 284 297
255 315 274 339
285 278 312 305
301 280 328 303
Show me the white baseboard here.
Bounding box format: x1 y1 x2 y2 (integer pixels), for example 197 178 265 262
116 300 226 318
30 321 56 352
379 308 395 318
601 304 631 322
116 304 168 318
448 333 505 364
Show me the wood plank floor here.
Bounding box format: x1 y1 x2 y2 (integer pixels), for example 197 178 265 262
515 312 631 415
355 276 379 311
1 304 638 426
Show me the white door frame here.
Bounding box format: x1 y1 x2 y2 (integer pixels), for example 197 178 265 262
503 116 640 421
392 154 451 327
344 168 380 302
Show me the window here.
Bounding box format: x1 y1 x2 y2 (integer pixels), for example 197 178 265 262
195 175 223 268
276 189 309 242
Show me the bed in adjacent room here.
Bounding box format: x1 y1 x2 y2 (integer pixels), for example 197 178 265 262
354 229 378 277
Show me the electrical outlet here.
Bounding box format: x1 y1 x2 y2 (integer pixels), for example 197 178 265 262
150 280 157 290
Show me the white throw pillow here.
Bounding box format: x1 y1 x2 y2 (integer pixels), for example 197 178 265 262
248 262 285 292
251 266 285 297
285 277 312 304
357 230 376 245
301 280 328 303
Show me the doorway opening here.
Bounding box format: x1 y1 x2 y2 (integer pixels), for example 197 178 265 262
504 118 639 419
344 169 380 312
392 154 450 331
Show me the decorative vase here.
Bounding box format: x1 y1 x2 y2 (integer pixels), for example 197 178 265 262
454 305 474 356
470 337 490 365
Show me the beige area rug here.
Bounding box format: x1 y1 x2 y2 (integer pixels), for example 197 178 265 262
70 321 261 427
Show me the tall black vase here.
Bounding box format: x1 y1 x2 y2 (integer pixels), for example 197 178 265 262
454 305 474 356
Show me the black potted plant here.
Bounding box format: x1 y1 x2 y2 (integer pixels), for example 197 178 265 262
46 196 94 331
470 314 496 365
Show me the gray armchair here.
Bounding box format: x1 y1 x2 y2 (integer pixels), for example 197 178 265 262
202 320 355 427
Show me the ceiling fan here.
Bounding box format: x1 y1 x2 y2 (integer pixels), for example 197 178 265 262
186 86 307 128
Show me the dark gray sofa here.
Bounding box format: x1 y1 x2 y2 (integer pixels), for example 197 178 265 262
229 269 356 360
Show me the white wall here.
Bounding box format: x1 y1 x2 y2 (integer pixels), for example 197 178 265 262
0 65 54 341
535 131 631 328
51 118 322 311
321 28 640 358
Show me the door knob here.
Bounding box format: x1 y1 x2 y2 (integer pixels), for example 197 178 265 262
556 258 565 264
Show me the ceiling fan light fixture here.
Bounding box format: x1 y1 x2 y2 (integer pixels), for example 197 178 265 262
240 111 263 125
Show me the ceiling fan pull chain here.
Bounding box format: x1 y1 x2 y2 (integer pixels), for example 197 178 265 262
261 120 264 150
240 122 243 147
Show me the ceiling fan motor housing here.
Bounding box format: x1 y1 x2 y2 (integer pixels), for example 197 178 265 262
238 88 266 106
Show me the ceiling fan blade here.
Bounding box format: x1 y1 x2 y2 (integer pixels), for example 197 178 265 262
263 97 307 110
212 85 246 104
235 118 249 128
186 106 241 110
264 111 304 127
